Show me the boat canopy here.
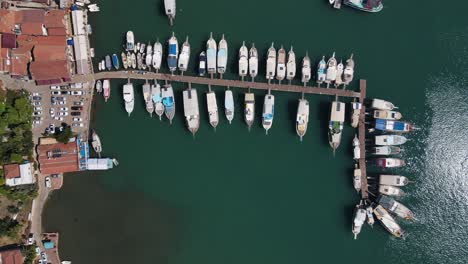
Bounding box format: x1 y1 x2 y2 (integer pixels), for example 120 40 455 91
375 119 406 131
169 44 177 55
163 97 174 107
152 94 162 103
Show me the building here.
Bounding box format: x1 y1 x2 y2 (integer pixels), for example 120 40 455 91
73 35 90 74
0 248 24 264
3 162 35 187
36 139 80 175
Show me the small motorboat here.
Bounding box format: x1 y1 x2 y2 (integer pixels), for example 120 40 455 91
375 158 406 168
366 206 375 227
371 146 401 155
374 135 407 146
316 56 326 84
379 175 409 187
371 98 398 110
352 202 366 240
95 80 102 93
343 54 354 85
373 110 402 120
325 52 337 86
199 51 206 76
377 195 415 220
301 53 311 84
335 61 344 87
379 185 405 197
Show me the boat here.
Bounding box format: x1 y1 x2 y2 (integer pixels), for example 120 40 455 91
199 51 206 76
178 36 190 72
145 42 153 68
371 98 397 110
262 94 275 135
244 93 255 130
316 56 326 84
121 52 128 69
136 42 140 53
161 84 176 124
152 83 165 120
375 158 406 168
152 41 163 71
88 4 100 12
373 205 404 238
131 53 136 69
137 53 143 69
374 119 415 133
167 32 178 72
95 80 102 93
225 90 234 124
374 135 407 146
97 61 102 71
329 101 345 153
164 0 176 25
206 33 217 75
276 46 286 81
377 195 415 220
143 83 152 116
238 41 248 77
366 206 375 227
352 203 366 239
217 34 228 75
343 0 383 13
296 99 309 140
325 52 337 85
379 185 405 197
286 46 296 81
353 134 360 160
350 101 361 128
126 31 134 51
126 51 132 68
266 43 276 80
373 110 402 120
123 83 134 116
103 80 110 102
140 42 146 54
353 167 362 193
206 91 219 129
91 129 102 155
105 55 112 71
329 0 336 4
335 61 344 87
343 54 354 85
249 43 258 79
371 146 401 155
379 175 409 186
301 53 311 84
183 88 200 135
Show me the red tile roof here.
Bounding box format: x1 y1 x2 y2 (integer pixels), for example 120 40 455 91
16 10 45 23
47 27 66 36
37 141 79 175
44 10 65 28
0 248 24 264
3 164 20 179
0 10 16 33
10 47 31 76
21 22 45 36
1 33 16 48
30 60 69 81
33 45 66 61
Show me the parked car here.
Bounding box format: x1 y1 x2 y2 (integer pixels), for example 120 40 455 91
51 91 60 95
33 120 42 125
71 106 83 111
54 116 63 121
50 86 60 90
32 96 41 101
71 91 83 95
33 116 43 121
27 234 34 245
60 91 70 95
70 83 83 89
34 106 42 111
58 112 68 116
72 117 82 122
71 112 81 116
56 96 65 101
72 123 84 127
32 101 41 106
73 101 84 106
32 92 40 96
59 107 68 111
58 101 66 105
33 111 42 116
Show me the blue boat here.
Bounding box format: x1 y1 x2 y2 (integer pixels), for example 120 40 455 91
374 119 414 133
111 54 120 70
167 32 178 72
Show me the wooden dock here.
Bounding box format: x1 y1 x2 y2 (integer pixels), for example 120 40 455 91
357 80 368 199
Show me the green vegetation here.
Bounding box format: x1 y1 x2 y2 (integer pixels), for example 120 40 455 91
0 217 21 239
0 184 37 202
54 125 73 143
21 244 36 264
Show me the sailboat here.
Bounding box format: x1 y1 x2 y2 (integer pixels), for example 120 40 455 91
286 46 296 81
103 79 110 102
266 43 276 80
262 94 275 135
301 53 311 84
199 51 206 76
143 83 153 116
217 34 228 75
296 99 309 141
249 43 258 79
178 36 190 73
167 32 178 73
276 46 286 82
206 32 217 75
238 41 248 78
207 91 219 129
343 54 355 85
225 90 234 124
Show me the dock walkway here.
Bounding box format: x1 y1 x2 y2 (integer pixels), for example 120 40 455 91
357 80 368 199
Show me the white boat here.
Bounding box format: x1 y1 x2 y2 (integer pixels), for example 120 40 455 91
206 32 217 75
329 0 336 4
199 51 206 76
152 41 163 71
296 99 309 141
373 110 402 120
249 43 258 79
276 46 286 81
88 4 100 12
238 41 248 77
375 158 406 168
379 185 405 197
301 53 311 84
225 90 234 124
373 205 405 238
366 206 375 227
164 0 176 25
140 43 146 54
167 33 178 72
123 83 134 117
183 88 200 135
207 91 219 129
103 79 110 102
379 175 409 186
245 93 255 130
343 54 354 85
353 134 361 160
371 146 401 155
286 46 296 81
350 101 361 128
178 36 190 72
136 42 140 53
329 101 345 152
95 80 102 93
122 52 128 69
91 129 102 155
353 167 362 193
377 195 415 220
374 135 407 146
126 31 135 51
335 61 344 87
371 99 398 110
325 52 337 85
152 83 165 120
97 61 102 71
266 43 276 80
143 83 152 116
145 42 153 68
131 53 136 69
316 56 326 84
161 84 176 124
137 53 142 69
352 204 366 240
262 94 275 135
217 34 228 74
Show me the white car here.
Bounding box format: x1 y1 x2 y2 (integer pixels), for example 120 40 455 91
72 117 82 122
58 112 68 116
59 107 68 111
58 101 66 105
51 91 60 95
27 234 34 245
32 92 40 96
72 123 84 127
54 116 63 121
33 120 42 125
33 101 41 106
45 177 51 188
73 101 84 106
50 86 60 90
34 106 42 111
71 91 83 95
33 111 42 116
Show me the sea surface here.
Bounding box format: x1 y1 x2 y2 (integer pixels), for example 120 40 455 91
43 1 468 263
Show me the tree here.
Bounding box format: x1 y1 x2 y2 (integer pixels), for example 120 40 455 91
0 217 21 238
54 126 73 143
7 205 19 214
21 245 36 264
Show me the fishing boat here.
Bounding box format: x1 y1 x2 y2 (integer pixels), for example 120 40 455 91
126 31 135 51
262 94 275 135
350 101 361 128
131 53 136 69
301 53 311 84
91 129 102 155
374 119 415 133
183 88 200 135
121 52 128 69
286 46 296 81
217 34 228 75
103 80 110 102
352 203 366 240
140 43 146 54
95 80 102 93
343 0 383 13
244 93 255 130
377 195 415 220
143 83 152 116
152 40 163 71
329 101 345 153
375 158 406 168
266 43 276 80
161 84 176 124
373 110 402 120
343 54 355 85
379 185 405 197
178 36 190 72
296 99 309 141
199 51 206 76
105 55 112 71
335 61 344 87
325 52 337 86
316 56 326 84
164 0 176 25
249 44 258 79
379 175 409 186
371 146 401 155
145 42 153 68
371 98 397 110
366 206 375 227
276 46 286 82
207 91 219 129
137 53 143 69
373 205 404 238
152 83 165 120
206 33 217 75
167 32 178 73
374 135 407 146
353 167 361 192
123 83 134 116
225 90 234 124
238 41 248 77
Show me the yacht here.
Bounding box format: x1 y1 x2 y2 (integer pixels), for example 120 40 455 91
301 53 311 84
164 0 176 25
371 99 398 110
121 52 128 69
325 52 337 86
316 56 326 84
206 32 217 75
152 82 165 120
123 83 134 116
296 99 309 141
374 119 415 133
374 135 407 146
103 79 110 102
266 43 276 80
145 42 153 68
91 129 102 156
286 46 296 81
238 41 248 78
371 146 401 155
131 53 136 69
183 88 200 135
95 80 102 93
335 61 344 87
353 167 362 193
143 83 152 116
352 202 366 240
206 91 219 129
262 94 275 135
244 93 255 130
126 31 135 51
373 110 402 120
276 46 286 82
199 51 206 76
167 32 178 73
217 34 228 75
373 205 404 238
152 40 163 71
379 185 405 197
329 101 345 153
162 84 176 124
343 54 355 85
350 101 361 128
178 36 190 72
379 175 409 186
377 195 414 220
366 206 375 227
249 43 258 79
343 0 383 13
225 90 234 124
375 158 406 168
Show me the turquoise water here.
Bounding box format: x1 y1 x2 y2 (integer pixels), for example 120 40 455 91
42 1 468 263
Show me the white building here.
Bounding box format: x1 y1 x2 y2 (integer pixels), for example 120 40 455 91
3 163 35 187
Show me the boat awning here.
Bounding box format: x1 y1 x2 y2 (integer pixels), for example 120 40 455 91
169 44 177 55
